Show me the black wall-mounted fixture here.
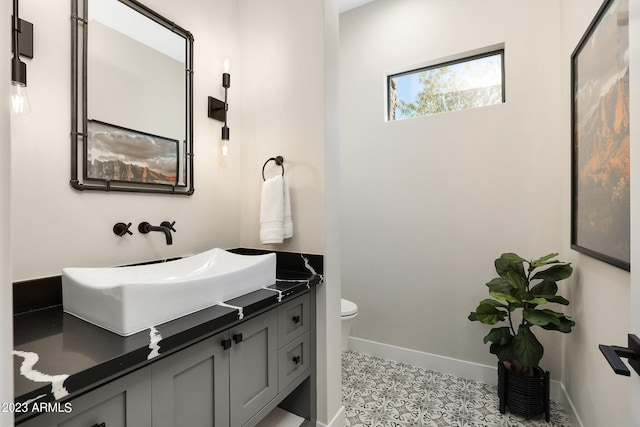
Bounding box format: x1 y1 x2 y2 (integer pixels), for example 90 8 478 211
113 222 133 237
138 221 176 245
11 0 34 114
599 334 640 376
208 59 231 156
262 156 285 181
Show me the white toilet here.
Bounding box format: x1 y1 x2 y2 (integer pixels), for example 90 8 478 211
341 298 358 351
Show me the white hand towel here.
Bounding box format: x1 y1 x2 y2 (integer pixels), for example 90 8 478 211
283 177 293 239
261 175 284 244
260 175 294 244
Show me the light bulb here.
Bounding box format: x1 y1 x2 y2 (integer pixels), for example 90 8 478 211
221 140 229 157
10 82 30 114
223 58 230 74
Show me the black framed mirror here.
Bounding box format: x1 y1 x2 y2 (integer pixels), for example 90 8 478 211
71 0 194 195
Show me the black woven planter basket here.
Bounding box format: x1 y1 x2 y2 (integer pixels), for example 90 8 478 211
498 361 550 422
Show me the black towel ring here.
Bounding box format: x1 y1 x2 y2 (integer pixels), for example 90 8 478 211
262 156 285 181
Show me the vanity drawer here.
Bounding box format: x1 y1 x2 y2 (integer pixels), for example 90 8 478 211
278 331 310 393
277 293 310 347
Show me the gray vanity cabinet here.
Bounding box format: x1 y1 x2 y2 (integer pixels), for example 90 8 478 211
151 332 230 427
17 292 312 427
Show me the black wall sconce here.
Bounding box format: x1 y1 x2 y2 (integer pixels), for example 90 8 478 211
11 0 33 114
208 59 231 156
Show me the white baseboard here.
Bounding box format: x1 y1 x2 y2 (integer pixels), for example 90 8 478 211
314 405 345 427
348 337 583 427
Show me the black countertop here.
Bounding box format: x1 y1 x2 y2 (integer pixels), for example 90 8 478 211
12 249 322 424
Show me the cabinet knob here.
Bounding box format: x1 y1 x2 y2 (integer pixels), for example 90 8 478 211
292 355 301 365
221 339 232 350
292 315 301 324
233 333 243 344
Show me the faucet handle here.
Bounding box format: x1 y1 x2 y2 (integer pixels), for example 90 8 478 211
161 221 176 232
113 222 133 237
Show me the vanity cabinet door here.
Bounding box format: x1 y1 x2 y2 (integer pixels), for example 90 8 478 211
151 333 230 427
18 367 151 427
229 309 278 426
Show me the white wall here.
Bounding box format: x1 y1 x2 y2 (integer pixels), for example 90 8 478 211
88 22 184 141
629 0 640 423
11 0 242 281
340 0 566 376
559 0 633 426
321 0 345 424
4 0 327 278
2 0 13 422
236 0 326 254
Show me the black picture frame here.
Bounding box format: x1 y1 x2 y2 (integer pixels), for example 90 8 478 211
570 0 630 271
86 120 179 186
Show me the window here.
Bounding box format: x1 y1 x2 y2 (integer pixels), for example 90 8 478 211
388 49 505 121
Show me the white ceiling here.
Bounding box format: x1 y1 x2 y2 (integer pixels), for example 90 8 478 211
339 0 375 14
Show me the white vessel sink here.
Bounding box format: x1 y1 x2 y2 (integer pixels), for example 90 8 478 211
62 248 276 336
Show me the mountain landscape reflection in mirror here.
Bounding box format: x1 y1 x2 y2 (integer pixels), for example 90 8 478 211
86 120 179 186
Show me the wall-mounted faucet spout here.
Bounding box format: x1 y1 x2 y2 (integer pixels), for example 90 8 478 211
138 221 174 245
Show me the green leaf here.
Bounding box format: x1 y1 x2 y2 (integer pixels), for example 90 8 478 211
490 291 522 304
479 299 508 308
536 295 570 305
490 342 515 362
470 300 508 325
530 280 558 297
512 325 544 368
524 297 548 306
506 270 527 294
540 315 575 333
530 253 559 268
523 309 561 327
486 277 513 295
531 264 573 282
483 327 513 345
495 253 526 278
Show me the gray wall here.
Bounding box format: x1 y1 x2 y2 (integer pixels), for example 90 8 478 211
340 0 632 425
2 0 12 420
340 0 565 373
560 0 632 425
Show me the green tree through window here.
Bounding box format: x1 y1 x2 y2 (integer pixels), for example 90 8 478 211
388 50 504 120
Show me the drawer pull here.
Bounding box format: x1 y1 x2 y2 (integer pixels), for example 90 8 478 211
92 423 106 427
233 333 243 344
221 339 232 350
292 355 301 365
292 315 301 324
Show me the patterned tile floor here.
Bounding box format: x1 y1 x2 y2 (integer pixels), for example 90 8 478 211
342 351 573 427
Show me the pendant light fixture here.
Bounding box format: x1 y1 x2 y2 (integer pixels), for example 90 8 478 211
11 0 33 114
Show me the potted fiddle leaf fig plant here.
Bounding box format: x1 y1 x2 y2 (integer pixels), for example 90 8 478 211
468 252 575 421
